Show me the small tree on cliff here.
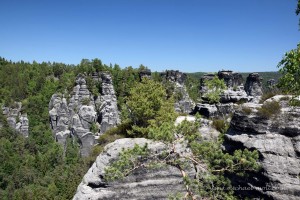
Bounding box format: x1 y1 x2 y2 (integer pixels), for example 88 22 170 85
125 78 177 137
203 76 227 104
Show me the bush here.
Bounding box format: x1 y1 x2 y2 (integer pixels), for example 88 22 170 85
241 106 252 115
212 119 229 133
81 97 90 105
90 122 99 134
289 98 300 107
257 101 281 119
259 91 278 103
97 122 131 145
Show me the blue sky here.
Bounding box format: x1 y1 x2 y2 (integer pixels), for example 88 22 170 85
0 0 299 72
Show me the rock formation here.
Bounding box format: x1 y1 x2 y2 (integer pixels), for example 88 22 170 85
244 72 263 98
138 69 152 80
196 71 263 118
223 95 300 200
217 70 243 88
73 138 196 200
49 72 120 157
161 70 195 114
98 73 121 134
1 102 29 137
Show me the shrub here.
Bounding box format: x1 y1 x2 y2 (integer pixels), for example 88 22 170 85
81 97 90 105
257 101 281 119
203 76 227 104
289 98 300 107
279 96 290 101
236 99 248 105
241 106 252 115
259 91 279 103
97 122 131 145
90 122 99 134
212 119 229 133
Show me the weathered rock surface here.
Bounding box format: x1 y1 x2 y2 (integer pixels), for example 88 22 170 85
192 103 234 118
73 138 196 200
244 73 263 98
223 95 300 199
99 73 120 134
161 70 195 114
217 70 244 88
49 73 120 156
197 71 263 118
1 102 29 137
138 69 152 80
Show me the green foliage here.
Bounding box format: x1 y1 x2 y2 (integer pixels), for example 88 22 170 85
104 115 260 199
212 119 229 134
104 144 150 182
277 43 300 95
257 101 281 119
185 74 200 102
125 78 177 136
90 122 99 134
81 97 90 105
289 97 300 107
203 76 227 104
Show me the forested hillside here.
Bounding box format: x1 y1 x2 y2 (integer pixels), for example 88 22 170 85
0 57 147 199
0 56 287 199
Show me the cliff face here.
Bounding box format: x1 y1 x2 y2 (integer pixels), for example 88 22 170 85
73 138 196 200
49 72 120 157
161 70 195 114
1 102 29 137
223 95 300 200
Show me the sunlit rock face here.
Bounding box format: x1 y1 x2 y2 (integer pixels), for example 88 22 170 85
223 95 300 200
160 70 195 114
49 72 120 157
244 72 263 100
1 102 29 137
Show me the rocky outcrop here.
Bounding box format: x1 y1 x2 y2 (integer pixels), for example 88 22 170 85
160 70 186 85
244 73 263 97
49 73 120 157
223 95 300 199
99 73 121 134
197 71 263 118
217 70 243 88
2 102 29 137
192 103 235 118
138 69 152 80
73 138 196 200
161 70 195 114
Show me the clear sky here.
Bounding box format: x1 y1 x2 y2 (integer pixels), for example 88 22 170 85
0 0 299 72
